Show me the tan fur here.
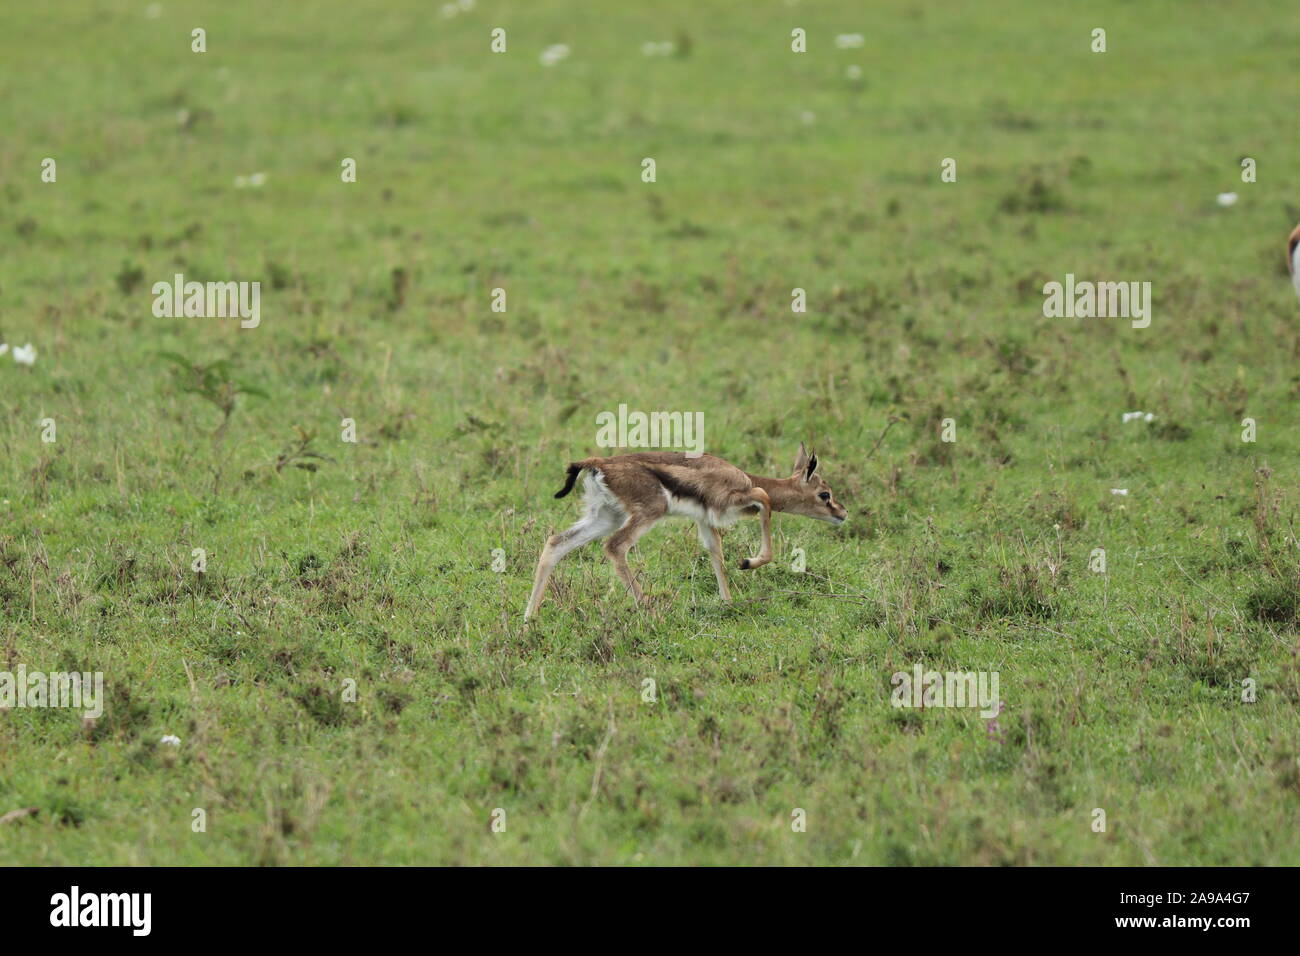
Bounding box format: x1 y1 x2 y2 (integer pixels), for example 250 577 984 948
524 444 846 618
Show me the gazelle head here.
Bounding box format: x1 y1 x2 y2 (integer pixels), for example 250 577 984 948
1288 224 1300 301
786 443 847 525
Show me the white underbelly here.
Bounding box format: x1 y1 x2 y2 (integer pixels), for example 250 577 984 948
662 490 751 528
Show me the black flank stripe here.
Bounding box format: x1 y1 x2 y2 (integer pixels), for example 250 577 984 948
647 467 706 505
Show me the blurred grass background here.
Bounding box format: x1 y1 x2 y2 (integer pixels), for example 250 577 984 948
0 0 1297 864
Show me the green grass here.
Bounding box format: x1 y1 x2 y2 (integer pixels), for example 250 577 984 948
1 0 1298 865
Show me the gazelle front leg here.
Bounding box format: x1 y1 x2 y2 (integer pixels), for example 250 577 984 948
738 488 774 570
698 524 732 602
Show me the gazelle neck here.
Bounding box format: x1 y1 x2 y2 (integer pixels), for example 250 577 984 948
746 473 799 512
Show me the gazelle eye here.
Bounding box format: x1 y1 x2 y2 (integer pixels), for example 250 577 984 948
818 492 831 502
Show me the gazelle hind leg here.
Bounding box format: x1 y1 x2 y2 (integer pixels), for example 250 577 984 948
524 506 621 619
603 514 659 606
698 524 731 602
738 488 774 570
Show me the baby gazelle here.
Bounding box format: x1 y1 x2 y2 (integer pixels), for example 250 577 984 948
524 443 846 619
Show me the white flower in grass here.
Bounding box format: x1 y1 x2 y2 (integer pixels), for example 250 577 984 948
12 344 36 366
1122 411 1156 423
1110 488 1129 496
249 172 266 187
540 44 570 67
160 734 181 746
1216 192 1238 207
0 344 8 357
835 33 865 49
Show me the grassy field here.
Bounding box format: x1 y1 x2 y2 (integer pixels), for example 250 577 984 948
1 0 1298 865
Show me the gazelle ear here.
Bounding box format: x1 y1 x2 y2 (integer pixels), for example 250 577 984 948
804 452 819 482
792 442 810 476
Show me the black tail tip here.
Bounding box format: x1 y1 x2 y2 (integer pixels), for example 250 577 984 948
554 463 582 498
739 558 752 570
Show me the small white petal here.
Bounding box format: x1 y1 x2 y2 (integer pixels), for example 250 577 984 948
540 44 570 66
1216 192 1237 207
